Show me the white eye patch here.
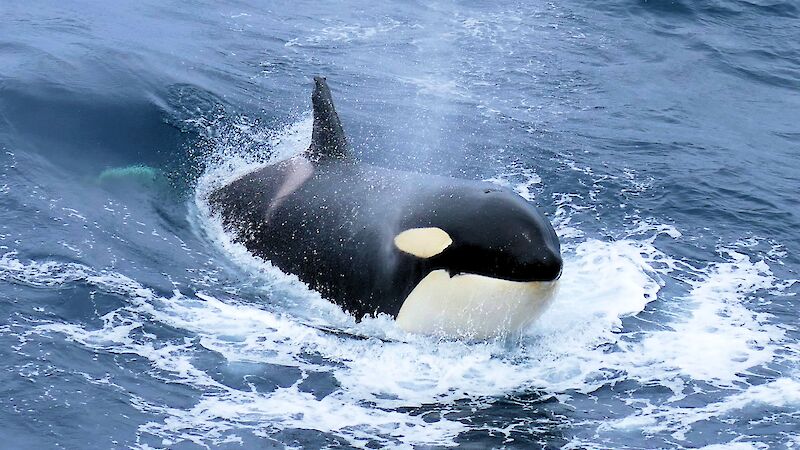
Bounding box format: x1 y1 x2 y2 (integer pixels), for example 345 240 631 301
393 227 453 258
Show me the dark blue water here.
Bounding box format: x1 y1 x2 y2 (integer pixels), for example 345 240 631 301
1 1 798 448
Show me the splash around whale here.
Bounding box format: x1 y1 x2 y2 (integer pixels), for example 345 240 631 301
209 76 562 339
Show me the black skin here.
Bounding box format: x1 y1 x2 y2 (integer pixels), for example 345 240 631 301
208 77 562 319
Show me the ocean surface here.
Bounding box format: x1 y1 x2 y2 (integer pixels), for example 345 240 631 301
1 1 799 448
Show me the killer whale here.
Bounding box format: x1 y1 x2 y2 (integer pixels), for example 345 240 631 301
209 76 562 339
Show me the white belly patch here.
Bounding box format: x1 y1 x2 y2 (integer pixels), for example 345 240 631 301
395 270 558 340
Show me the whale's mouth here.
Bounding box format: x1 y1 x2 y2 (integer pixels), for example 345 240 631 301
395 269 559 339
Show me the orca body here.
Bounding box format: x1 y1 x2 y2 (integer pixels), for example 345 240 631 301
209 77 562 339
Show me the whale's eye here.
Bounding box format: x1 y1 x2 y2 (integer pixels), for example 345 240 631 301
394 227 452 258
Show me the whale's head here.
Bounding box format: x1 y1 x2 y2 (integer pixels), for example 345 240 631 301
392 184 562 339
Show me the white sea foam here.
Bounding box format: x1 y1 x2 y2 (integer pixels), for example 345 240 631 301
605 376 800 442
194 115 312 200
285 20 404 47
3 226 792 448
699 444 768 450
485 164 542 202
627 249 787 386
1 235 671 447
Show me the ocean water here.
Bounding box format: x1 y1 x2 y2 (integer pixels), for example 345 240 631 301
1 1 799 448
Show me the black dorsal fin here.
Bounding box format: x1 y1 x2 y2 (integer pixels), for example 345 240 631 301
308 76 349 161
